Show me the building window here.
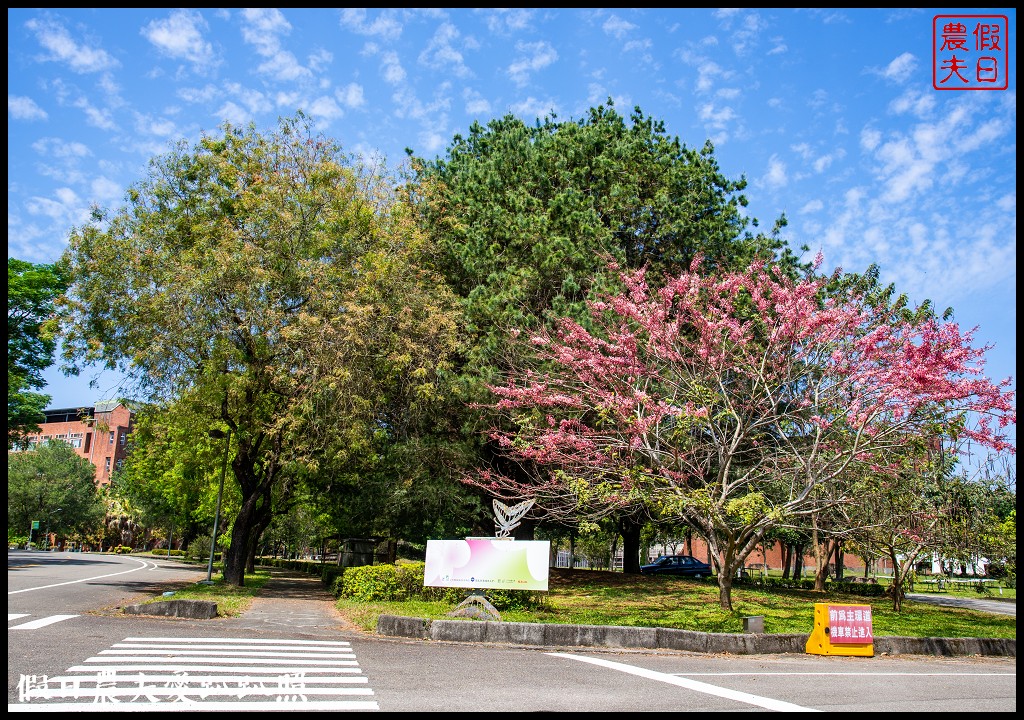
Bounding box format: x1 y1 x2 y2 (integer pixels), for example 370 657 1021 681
115 458 124 470
105 457 111 472
119 433 126 446
109 431 115 444
69 433 84 449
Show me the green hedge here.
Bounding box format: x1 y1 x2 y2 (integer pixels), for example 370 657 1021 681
258 556 543 609
741 576 885 597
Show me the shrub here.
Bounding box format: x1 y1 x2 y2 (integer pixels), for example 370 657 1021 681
186 536 213 563
340 564 406 602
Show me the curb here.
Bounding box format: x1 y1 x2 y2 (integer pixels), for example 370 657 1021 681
123 599 219 619
376 615 1016 657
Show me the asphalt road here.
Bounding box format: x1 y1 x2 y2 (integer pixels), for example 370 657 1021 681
8 551 1017 712
905 592 1016 616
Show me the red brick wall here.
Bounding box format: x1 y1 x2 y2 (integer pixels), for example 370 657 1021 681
20 404 134 487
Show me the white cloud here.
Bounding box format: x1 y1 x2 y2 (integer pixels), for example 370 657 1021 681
419 22 473 78
9 95 48 120
510 96 560 120
89 176 122 205
24 17 119 73
381 51 406 85
698 102 736 128
223 82 274 116
800 199 823 214
879 52 917 81
337 83 365 109
133 113 178 138
213 101 250 127
240 8 290 56
31 138 90 158
860 127 882 151
602 15 636 39
73 97 117 130
339 8 404 41
240 8 311 82
141 9 216 71
257 52 310 82
508 41 558 87
463 88 491 115
480 8 534 34
889 88 935 117
762 154 788 189
306 95 345 123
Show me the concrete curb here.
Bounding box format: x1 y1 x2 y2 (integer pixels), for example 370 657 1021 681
123 599 219 619
376 615 1015 657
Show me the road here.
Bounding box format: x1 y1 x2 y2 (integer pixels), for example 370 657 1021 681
8 551 1016 712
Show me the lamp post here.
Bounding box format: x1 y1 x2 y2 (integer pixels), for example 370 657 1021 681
205 428 231 583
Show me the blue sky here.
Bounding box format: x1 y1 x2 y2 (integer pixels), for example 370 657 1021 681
8 8 1017 442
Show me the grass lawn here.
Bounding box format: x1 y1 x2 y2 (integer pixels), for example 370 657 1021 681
333 567 1017 640
135 567 270 616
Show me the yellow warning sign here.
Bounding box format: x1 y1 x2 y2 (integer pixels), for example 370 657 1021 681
805 603 874 657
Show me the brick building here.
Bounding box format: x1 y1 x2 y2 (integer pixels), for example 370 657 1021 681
17 401 135 487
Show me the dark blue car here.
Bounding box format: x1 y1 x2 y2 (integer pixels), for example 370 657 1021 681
640 555 712 578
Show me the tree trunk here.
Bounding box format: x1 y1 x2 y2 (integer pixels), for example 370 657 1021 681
706 534 739 611
794 543 804 580
781 543 792 579
834 541 845 581
224 493 260 586
888 548 905 612
810 520 833 592
618 516 643 574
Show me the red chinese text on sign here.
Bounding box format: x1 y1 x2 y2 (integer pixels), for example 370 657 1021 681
933 15 1009 90
827 604 873 645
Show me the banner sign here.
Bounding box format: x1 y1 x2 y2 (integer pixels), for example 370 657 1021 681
826 604 874 644
424 538 550 591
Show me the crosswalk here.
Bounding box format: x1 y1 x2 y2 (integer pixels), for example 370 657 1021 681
9 613 79 630
10 637 379 711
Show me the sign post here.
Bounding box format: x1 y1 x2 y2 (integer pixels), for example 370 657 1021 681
423 498 549 621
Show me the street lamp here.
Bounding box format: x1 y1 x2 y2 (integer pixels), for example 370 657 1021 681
205 428 231 583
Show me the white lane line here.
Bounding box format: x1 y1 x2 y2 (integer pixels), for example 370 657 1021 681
21 687 375 700
9 615 79 630
676 672 1017 677
8 557 152 595
550 653 820 713
113 642 351 652
123 637 351 646
100 649 356 659
69 664 363 674
83 656 359 666
8 700 380 711
49 674 368 684
8 614 30 621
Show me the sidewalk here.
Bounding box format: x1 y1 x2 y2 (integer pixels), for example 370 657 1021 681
223 567 359 634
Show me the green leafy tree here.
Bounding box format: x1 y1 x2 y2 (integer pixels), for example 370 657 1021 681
8 258 69 447
108 403 229 553
410 101 798 564
8 441 104 543
58 113 459 585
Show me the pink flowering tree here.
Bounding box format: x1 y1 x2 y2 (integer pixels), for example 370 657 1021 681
473 258 1016 611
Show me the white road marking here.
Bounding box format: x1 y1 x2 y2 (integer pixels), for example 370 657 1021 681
8 557 154 595
13 636 379 711
9 614 30 621
550 652 820 712
9 615 79 630
9 700 379 711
